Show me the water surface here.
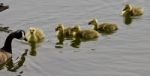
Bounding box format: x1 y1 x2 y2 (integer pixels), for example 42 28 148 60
0 0 150 76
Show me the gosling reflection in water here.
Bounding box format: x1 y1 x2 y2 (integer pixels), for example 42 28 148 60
0 49 28 72
55 36 64 48
123 15 133 25
29 42 37 56
70 37 81 48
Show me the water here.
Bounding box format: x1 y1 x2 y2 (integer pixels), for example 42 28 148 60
0 0 150 76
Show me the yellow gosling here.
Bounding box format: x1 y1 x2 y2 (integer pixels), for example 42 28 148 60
71 25 100 40
55 24 73 40
88 18 118 33
25 27 45 43
121 4 144 16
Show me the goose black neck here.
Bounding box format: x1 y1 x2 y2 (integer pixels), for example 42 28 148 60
1 32 15 53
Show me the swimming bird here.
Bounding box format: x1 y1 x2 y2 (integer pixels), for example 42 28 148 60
71 25 100 40
25 27 45 43
88 18 118 33
55 24 73 40
121 4 144 16
0 30 25 64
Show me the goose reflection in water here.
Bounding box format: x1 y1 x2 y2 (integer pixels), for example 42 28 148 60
0 49 28 72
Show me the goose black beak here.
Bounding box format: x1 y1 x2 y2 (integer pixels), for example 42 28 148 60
24 37 27 41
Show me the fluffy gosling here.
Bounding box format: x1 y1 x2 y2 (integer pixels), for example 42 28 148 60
71 25 100 40
88 18 118 33
121 4 144 16
55 24 73 40
25 27 45 43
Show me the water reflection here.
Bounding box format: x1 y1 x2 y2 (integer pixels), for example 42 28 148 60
0 49 28 72
0 25 12 33
0 3 9 12
29 42 37 56
99 31 117 36
55 36 64 48
70 38 81 48
123 15 133 25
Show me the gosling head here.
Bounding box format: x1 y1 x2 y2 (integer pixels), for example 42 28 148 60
88 18 98 25
71 25 80 32
29 27 36 34
55 24 64 31
71 25 81 37
121 4 132 15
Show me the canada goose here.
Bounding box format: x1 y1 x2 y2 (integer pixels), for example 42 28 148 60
0 3 9 12
88 18 118 33
121 4 144 16
71 25 100 40
25 27 45 43
0 30 25 64
55 24 73 40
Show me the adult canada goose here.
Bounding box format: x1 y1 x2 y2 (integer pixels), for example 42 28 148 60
0 30 25 64
25 27 45 43
88 18 118 33
121 4 144 16
0 3 9 12
71 25 100 40
55 24 73 40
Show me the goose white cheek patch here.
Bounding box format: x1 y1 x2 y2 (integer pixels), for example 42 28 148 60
21 31 25 39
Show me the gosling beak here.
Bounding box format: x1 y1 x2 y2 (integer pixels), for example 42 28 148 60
55 28 58 31
121 11 125 15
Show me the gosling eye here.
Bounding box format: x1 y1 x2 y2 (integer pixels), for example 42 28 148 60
55 27 60 31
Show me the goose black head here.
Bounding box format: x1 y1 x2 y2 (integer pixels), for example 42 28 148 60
13 30 25 40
